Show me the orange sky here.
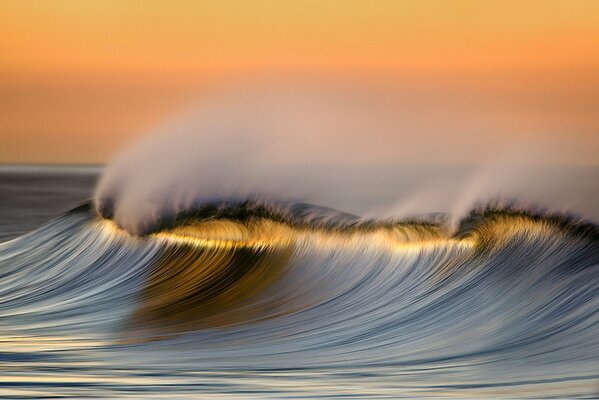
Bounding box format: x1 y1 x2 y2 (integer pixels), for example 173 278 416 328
0 0 598 163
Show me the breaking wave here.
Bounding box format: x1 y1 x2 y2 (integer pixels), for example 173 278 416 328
3 84 599 397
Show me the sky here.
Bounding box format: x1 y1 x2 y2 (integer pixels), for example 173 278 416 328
0 0 598 164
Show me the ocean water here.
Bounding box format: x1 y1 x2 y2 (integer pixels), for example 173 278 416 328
0 166 99 241
0 165 598 398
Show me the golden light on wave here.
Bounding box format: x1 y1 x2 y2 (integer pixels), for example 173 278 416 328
99 217 475 252
97 214 578 339
97 217 479 338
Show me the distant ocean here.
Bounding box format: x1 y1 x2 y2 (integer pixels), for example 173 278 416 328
0 165 99 241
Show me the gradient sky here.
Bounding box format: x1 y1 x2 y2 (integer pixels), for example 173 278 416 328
0 0 598 163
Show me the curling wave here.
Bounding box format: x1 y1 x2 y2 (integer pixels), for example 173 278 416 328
0 200 598 397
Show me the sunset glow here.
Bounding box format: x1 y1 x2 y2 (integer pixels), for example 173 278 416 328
1 0 598 163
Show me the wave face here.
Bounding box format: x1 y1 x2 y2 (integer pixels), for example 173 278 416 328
1 202 598 398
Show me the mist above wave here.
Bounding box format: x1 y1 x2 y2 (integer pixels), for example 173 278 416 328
94 80 597 235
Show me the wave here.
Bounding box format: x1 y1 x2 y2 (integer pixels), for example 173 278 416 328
1 200 598 397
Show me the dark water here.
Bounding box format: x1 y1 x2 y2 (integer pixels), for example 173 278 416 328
0 165 598 398
0 166 99 241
